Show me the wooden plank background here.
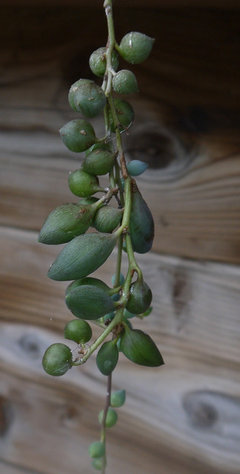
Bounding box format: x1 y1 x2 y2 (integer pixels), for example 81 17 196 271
0 4 240 474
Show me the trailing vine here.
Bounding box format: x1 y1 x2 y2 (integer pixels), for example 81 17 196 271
40 1 164 472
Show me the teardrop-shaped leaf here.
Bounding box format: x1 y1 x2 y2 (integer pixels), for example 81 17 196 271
96 341 119 375
66 285 115 320
38 203 96 245
48 232 117 281
126 278 152 314
129 181 154 253
120 327 164 367
64 319 92 343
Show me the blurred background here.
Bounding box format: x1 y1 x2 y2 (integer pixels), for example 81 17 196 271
0 1 240 473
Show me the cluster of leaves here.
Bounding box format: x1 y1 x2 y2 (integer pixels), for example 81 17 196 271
40 1 164 471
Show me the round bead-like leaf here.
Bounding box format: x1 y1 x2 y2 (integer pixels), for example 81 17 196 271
126 160 148 176
68 79 106 117
96 341 119 375
66 277 110 297
64 319 92 344
48 232 118 281
98 407 118 427
68 169 101 197
120 327 164 367
108 98 134 132
42 343 72 376
126 278 152 314
93 206 123 233
89 47 119 77
110 390 126 407
88 441 105 459
59 119 96 152
112 69 139 94
119 32 155 64
82 148 116 176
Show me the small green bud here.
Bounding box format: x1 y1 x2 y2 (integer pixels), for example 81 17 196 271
68 169 101 197
88 441 105 459
98 408 118 428
68 79 106 118
119 32 155 64
111 390 126 407
64 319 92 344
112 69 139 94
59 119 96 153
89 47 119 77
96 341 119 375
42 343 72 376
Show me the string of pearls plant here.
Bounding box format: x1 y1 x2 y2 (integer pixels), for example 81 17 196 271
39 1 164 472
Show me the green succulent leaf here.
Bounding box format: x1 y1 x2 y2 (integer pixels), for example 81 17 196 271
59 119 96 152
96 341 119 375
93 206 123 233
42 343 72 376
119 32 155 64
98 407 118 427
48 232 117 281
64 319 92 344
129 180 154 253
108 98 134 132
89 47 119 77
68 79 106 118
88 441 105 459
126 278 152 314
110 390 126 407
120 327 164 367
112 69 139 94
68 169 101 197
66 285 115 320
38 203 96 245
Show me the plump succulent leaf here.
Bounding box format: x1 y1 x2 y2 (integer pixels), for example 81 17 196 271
82 148 116 175
48 232 117 281
68 79 106 117
93 206 123 233
38 203 96 244
96 341 119 375
98 407 118 427
64 319 92 344
68 169 101 197
120 327 164 367
110 390 126 407
112 69 139 94
108 98 134 132
129 180 154 253
126 278 152 314
89 47 119 77
119 32 155 64
88 441 105 459
59 119 96 152
126 160 148 176
65 285 115 320
42 343 72 376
